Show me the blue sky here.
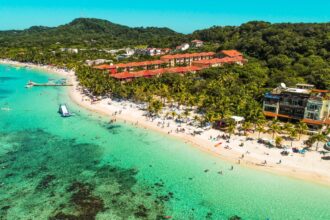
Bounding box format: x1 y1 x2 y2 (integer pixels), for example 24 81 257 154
1 0 329 33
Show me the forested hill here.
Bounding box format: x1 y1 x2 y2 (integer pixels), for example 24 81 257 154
189 21 330 89
190 21 330 60
0 19 329 89
0 18 185 48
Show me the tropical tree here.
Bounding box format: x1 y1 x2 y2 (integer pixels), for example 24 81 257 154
268 120 281 139
241 121 253 136
283 123 294 134
256 124 266 139
275 136 283 148
296 122 309 140
227 124 236 138
183 109 191 122
288 128 298 147
311 133 327 151
148 100 163 116
170 111 177 119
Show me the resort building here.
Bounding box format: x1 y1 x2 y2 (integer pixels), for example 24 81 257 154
94 50 245 81
192 56 245 68
115 60 167 72
110 66 201 81
93 64 117 74
176 43 190 51
191 40 204 48
220 50 244 59
160 52 215 67
263 84 330 129
192 50 245 68
135 48 171 56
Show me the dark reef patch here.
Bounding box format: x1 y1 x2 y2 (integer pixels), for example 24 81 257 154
51 181 105 219
0 129 169 219
36 174 56 190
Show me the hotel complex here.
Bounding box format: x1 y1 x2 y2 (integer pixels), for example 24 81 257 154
263 84 330 129
94 50 246 81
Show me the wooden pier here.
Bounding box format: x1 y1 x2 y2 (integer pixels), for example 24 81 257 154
26 80 73 88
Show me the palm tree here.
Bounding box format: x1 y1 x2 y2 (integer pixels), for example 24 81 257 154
283 123 294 134
311 133 327 151
241 121 253 136
171 111 177 119
183 109 190 122
152 100 163 116
256 124 266 139
227 124 236 138
288 128 298 147
296 122 309 140
255 118 267 131
275 136 283 148
268 120 281 139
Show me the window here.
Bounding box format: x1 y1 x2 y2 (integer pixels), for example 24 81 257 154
306 112 318 120
264 106 277 113
307 104 319 111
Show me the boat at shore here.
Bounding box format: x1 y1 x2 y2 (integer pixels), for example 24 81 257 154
58 104 71 117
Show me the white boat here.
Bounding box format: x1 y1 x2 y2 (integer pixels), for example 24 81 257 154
58 104 71 117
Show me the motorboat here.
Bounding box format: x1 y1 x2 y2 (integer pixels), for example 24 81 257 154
58 104 71 117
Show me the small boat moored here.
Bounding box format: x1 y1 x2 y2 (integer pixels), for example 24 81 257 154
58 104 71 117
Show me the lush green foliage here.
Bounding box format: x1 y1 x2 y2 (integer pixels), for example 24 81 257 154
0 18 185 48
1 18 330 123
76 61 268 123
191 21 330 89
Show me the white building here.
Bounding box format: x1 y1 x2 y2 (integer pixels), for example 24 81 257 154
176 43 190 51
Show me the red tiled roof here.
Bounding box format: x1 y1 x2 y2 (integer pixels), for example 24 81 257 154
93 64 116 70
192 57 244 65
221 50 242 57
115 60 165 68
192 40 203 43
161 52 215 60
111 66 201 80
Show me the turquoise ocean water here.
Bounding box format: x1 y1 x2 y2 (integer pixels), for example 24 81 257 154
0 64 330 219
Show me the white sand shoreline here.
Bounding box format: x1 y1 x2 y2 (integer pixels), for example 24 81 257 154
2 59 330 187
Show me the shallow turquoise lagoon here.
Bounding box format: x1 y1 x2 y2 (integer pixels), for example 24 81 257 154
0 64 330 219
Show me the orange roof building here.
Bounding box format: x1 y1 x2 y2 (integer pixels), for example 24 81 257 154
220 50 243 58
93 64 116 70
161 52 215 67
111 66 201 81
94 50 246 81
192 56 245 68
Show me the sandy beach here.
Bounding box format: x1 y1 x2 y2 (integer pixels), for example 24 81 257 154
1 59 330 187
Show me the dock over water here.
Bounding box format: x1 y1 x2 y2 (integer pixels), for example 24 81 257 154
26 80 73 87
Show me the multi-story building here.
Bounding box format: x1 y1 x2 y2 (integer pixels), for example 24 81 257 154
94 50 245 81
191 40 204 48
160 52 215 67
263 84 330 129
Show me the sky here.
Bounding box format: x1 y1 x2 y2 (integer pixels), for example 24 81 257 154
0 0 330 33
